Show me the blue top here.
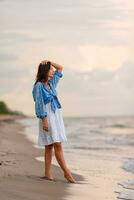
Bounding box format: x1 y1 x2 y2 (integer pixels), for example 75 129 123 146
32 69 63 119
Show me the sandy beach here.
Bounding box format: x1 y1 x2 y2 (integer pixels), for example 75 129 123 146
0 115 83 200
0 115 134 200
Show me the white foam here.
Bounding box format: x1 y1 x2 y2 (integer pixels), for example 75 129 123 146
122 159 134 174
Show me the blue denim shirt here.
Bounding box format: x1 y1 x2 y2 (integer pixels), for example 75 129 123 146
32 69 63 119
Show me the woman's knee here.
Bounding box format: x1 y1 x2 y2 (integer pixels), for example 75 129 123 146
45 143 54 150
53 142 62 152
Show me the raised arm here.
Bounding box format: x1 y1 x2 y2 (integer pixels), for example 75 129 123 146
50 61 63 88
49 69 63 88
51 61 63 72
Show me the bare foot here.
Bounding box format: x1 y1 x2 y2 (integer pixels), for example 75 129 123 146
40 176 54 181
64 169 76 183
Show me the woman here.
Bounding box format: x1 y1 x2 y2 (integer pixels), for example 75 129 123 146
32 60 76 183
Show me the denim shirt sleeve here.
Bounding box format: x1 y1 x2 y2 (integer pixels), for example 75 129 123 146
49 69 63 88
32 82 47 119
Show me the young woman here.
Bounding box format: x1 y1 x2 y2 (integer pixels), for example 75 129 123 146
32 60 76 183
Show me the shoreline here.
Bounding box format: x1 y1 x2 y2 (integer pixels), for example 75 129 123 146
0 115 83 200
0 114 134 200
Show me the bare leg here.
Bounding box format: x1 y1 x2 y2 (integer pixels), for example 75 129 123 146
53 142 76 183
44 144 53 179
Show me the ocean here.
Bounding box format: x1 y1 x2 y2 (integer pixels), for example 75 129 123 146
17 115 134 199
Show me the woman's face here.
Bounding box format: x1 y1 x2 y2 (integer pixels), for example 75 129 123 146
48 66 54 78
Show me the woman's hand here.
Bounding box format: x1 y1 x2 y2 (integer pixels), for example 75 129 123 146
42 117 49 132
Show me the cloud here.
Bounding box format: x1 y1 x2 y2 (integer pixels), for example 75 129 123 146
0 0 133 116
0 31 47 46
78 44 133 71
61 62 134 116
0 0 133 47
0 63 31 94
114 61 134 89
0 52 18 61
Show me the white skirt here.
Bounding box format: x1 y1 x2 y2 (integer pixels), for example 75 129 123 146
37 102 67 146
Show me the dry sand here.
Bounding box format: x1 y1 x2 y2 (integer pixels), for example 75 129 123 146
0 115 83 200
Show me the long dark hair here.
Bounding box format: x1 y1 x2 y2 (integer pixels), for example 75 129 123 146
33 61 51 87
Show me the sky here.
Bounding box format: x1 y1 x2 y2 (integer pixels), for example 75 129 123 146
0 0 133 117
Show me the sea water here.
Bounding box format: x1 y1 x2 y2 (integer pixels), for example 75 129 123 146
17 115 134 199
17 115 134 170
